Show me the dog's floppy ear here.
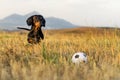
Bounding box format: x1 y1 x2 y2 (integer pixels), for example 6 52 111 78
26 16 33 26
38 15 46 27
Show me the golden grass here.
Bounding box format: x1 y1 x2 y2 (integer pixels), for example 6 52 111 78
0 27 120 80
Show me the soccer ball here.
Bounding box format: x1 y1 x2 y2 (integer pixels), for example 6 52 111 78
72 52 87 64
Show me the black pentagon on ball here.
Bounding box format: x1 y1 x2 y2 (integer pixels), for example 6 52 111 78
83 54 86 57
75 55 79 58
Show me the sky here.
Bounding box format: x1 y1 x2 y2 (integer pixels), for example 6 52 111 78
0 0 120 27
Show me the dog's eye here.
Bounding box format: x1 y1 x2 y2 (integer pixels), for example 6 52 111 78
39 17 43 20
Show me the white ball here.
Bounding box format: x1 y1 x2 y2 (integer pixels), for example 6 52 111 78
72 52 87 64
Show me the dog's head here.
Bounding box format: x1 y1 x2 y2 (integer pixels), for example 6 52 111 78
26 15 46 27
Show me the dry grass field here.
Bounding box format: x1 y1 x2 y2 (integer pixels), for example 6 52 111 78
0 27 120 80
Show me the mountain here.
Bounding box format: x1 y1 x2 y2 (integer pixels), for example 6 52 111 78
0 14 26 30
0 11 76 30
46 17 75 29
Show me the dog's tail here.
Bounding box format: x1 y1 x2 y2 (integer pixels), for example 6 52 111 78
17 27 30 31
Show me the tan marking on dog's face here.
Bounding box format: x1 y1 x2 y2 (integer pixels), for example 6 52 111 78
35 22 41 30
33 16 41 32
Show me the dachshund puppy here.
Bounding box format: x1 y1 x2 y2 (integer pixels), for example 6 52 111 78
27 15 45 44
17 15 46 44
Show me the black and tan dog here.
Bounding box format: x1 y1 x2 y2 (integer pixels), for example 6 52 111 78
18 15 46 44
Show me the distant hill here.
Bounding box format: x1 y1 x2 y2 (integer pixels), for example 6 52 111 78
0 11 76 30
46 17 75 29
